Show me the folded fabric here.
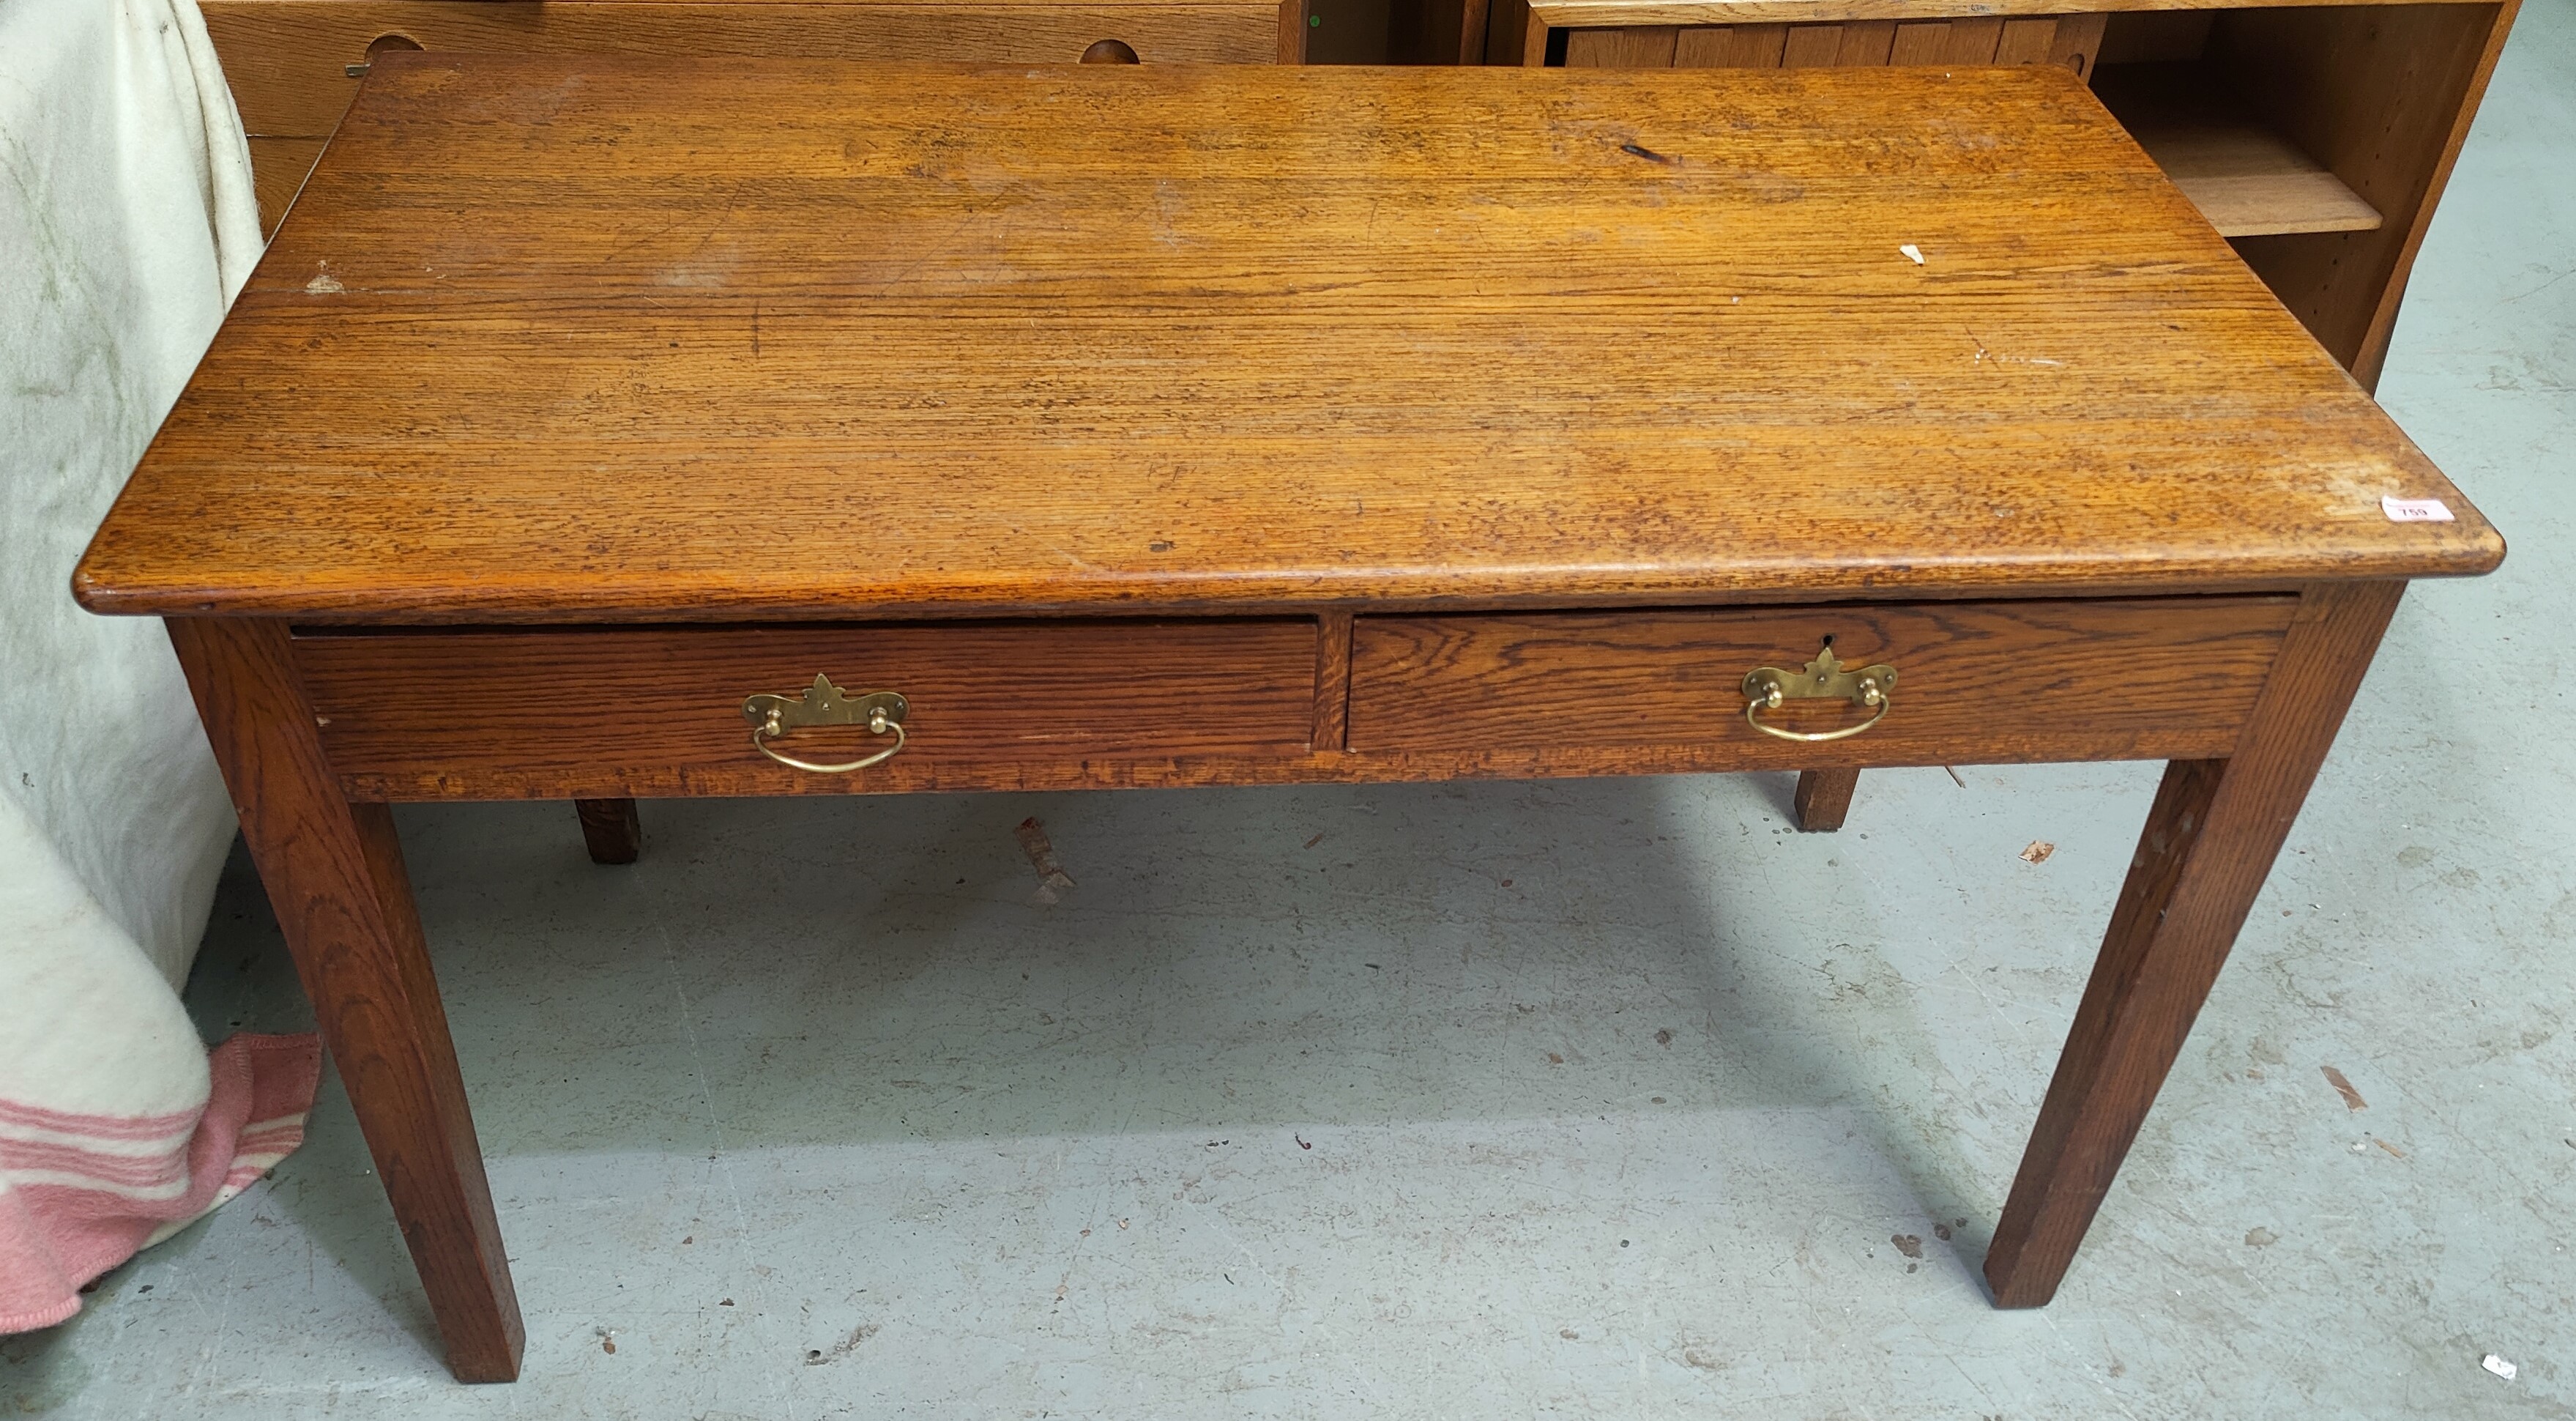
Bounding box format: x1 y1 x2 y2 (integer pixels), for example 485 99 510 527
0 0 319 1333
0 797 321 1331
1 1031 320 1333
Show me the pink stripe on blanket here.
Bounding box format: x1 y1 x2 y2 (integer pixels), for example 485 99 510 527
233 1126 306 1155
0 1097 204 1143
0 1034 321 1334
2 1138 196 1190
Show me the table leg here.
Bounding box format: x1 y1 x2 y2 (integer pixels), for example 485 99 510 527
1983 580 2402 1307
1792 768 1859 831
574 798 643 864
168 618 525 1381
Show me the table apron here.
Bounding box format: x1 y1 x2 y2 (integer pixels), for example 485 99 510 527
294 593 2300 801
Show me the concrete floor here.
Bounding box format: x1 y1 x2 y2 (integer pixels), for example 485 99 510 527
10 7 2575 1414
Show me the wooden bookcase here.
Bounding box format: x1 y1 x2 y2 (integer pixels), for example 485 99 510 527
1440 0 2520 388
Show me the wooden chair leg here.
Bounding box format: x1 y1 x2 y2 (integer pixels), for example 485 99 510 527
1984 581 2402 1307
170 618 525 1382
574 798 642 864
1792 768 1859 831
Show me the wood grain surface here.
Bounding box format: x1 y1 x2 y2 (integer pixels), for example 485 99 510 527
1276 0 1309 60
1390 0 1488 63
2096 62 2383 237
1784 18 1892 62
1673 20 1789 64
211 0 1287 138
1485 0 1546 62
286 598 2323 802
166 617 524 1381
1566 21 1681 62
1583 12 2098 74
573 797 643 863
1511 1 2511 397
1349 597 2296 761
298 619 1323 794
2216 0 2514 385
330 738 2306 801
75 59 2498 624
1791 766 1859 829
1313 610 1356 752
247 135 327 237
1984 579 2404 1305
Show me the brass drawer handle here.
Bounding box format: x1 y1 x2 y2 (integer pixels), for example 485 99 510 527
1743 644 1897 743
741 674 909 773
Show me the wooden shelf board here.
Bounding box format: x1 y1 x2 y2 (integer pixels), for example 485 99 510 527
2093 62 2381 238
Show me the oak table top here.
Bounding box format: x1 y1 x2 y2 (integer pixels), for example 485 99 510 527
72 57 2503 1382
75 56 2497 622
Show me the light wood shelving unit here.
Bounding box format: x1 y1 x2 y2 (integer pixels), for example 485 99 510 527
2093 61 2380 237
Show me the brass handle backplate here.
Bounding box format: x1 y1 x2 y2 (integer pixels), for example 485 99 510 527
1742 643 1897 743
742 674 909 773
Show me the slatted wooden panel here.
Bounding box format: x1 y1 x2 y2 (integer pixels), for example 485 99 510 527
1563 22 1677 62
1570 10 2102 74
1790 20 1893 63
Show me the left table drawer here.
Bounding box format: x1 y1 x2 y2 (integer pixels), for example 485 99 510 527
297 619 1322 800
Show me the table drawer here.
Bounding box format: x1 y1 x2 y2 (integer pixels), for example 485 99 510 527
299 619 1321 798
1347 597 2296 767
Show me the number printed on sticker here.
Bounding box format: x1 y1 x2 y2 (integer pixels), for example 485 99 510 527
2381 496 2454 523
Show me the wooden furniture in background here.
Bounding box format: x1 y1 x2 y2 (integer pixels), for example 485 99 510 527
1470 0 2519 393
81 58 2500 1379
214 0 1309 236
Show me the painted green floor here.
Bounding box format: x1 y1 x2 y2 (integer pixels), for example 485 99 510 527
9 6 2572 1413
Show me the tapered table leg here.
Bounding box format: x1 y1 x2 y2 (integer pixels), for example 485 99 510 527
1984 581 2404 1307
574 798 642 864
169 617 524 1381
1792 768 1859 831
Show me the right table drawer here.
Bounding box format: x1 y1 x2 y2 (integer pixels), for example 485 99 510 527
1347 596 2298 767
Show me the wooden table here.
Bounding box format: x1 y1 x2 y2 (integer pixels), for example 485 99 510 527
76 56 2502 1381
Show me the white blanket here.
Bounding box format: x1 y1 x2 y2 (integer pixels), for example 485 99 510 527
1 0 319 1332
